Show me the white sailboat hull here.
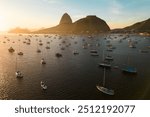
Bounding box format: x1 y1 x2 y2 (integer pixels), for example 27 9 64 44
96 85 114 95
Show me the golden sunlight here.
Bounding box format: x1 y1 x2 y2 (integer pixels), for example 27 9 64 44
0 15 7 31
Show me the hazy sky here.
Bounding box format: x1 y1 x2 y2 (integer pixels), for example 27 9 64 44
0 0 149 31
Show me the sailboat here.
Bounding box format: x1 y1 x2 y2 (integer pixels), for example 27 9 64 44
40 58 46 64
15 57 23 78
99 39 111 68
96 68 114 95
46 39 50 49
36 39 41 53
41 81 47 90
17 40 24 55
8 47 15 53
99 50 111 68
122 54 137 74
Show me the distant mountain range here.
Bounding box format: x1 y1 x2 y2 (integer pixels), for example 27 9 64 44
8 27 30 33
8 13 150 34
123 18 150 33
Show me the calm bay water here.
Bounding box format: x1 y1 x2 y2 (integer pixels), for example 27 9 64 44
0 33 149 100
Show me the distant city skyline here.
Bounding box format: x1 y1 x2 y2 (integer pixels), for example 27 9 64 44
0 0 149 31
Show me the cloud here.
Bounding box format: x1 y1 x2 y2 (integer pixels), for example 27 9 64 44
109 0 123 15
42 0 61 4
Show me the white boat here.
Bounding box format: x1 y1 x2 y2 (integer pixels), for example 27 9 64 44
96 86 114 95
16 71 23 78
40 58 46 64
96 68 114 95
105 55 113 60
15 57 23 78
99 61 111 68
91 53 99 56
41 81 47 90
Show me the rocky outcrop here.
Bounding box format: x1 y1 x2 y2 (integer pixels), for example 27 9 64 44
59 13 72 25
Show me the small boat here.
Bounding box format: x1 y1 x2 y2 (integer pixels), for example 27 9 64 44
105 55 113 60
82 45 87 49
106 48 113 52
47 42 50 44
55 53 62 57
129 44 136 48
46 46 50 49
91 53 99 56
41 81 47 90
61 47 65 50
8 47 15 53
113 66 119 69
99 61 111 68
122 54 137 74
23 41 26 43
139 49 149 53
26 42 30 45
39 43 43 46
73 50 79 55
90 50 98 53
18 52 23 55
37 49 41 53
122 65 137 74
96 86 114 95
40 58 46 64
96 43 100 47
16 71 23 78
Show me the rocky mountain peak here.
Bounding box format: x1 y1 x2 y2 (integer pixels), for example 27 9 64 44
59 13 72 25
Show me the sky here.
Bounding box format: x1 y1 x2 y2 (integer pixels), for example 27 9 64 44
0 0 150 31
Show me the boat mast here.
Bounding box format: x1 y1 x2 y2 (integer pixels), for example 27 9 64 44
15 57 17 71
103 68 106 87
